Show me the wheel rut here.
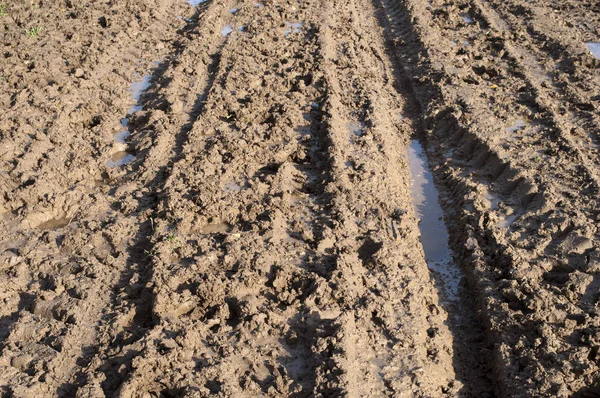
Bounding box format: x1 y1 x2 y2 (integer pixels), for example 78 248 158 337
376 0 600 396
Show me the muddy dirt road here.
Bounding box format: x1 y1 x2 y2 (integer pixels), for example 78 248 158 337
1 0 599 396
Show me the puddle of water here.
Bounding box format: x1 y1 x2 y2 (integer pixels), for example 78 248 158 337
187 0 207 6
108 74 153 168
585 42 600 59
129 75 151 113
498 213 518 228
408 140 462 302
223 182 242 193
221 26 234 37
107 151 135 168
201 222 231 234
460 13 473 24
284 22 303 36
114 130 131 144
346 121 364 138
230 8 238 13
38 216 70 230
484 191 500 210
506 118 527 132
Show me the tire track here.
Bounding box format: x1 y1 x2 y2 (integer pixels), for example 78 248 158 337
378 0 600 395
2 0 598 396
316 0 460 395
483 0 600 150
103 2 339 395
468 0 600 194
372 0 497 395
98 0 462 395
71 2 236 395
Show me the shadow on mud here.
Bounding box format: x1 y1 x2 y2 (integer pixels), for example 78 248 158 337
279 312 343 397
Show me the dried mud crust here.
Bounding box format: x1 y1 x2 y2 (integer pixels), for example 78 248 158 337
0 0 599 397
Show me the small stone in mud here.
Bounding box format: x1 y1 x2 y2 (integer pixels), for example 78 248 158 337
98 16 108 28
38 216 70 230
74 68 85 78
170 99 184 114
201 223 231 234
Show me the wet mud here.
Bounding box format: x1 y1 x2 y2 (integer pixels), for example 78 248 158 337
1 0 599 397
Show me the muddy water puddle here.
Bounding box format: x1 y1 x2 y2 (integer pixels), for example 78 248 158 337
284 22 303 36
200 222 231 234
221 25 234 37
347 121 365 145
407 140 462 303
346 121 364 137
506 118 527 132
485 192 519 228
129 75 151 108
460 13 473 24
38 216 70 230
585 42 600 59
108 74 153 168
114 128 130 144
187 0 207 6
222 182 242 193
107 151 136 168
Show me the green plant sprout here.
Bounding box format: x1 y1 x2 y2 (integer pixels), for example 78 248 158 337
26 26 41 37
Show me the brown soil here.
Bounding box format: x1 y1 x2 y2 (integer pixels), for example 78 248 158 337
1 0 599 397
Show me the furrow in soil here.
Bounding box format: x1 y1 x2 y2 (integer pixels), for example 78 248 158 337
377 0 600 396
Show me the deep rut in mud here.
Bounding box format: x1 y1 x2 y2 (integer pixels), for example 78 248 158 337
1 0 600 397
